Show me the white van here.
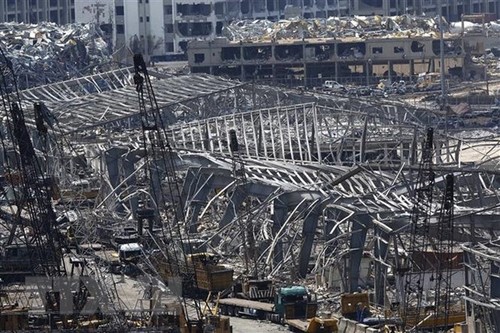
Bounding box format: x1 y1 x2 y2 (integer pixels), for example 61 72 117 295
322 80 344 90
119 243 142 262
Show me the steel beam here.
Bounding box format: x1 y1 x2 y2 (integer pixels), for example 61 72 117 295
349 213 370 293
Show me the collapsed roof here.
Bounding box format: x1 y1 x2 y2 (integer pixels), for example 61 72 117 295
221 15 447 42
0 21 111 90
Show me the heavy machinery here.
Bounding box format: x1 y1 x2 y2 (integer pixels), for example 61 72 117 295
231 276 275 301
218 285 337 333
154 252 234 295
0 59 66 280
398 128 465 331
133 53 233 332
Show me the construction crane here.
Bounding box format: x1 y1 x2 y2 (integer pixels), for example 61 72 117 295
399 127 436 331
228 128 258 277
0 44 78 332
399 128 460 331
0 47 65 278
133 53 222 331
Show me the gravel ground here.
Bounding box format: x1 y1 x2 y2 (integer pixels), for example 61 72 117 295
229 317 289 333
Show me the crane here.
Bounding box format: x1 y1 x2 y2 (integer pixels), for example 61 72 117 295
0 47 65 278
132 53 206 330
399 127 458 331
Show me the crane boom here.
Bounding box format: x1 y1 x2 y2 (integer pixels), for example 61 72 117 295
0 47 64 277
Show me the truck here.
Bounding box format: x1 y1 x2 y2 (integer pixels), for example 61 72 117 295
322 80 344 91
231 277 275 301
154 252 234 295
218 285 337 333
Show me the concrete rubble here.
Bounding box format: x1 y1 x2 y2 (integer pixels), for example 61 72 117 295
1 15 500 333
222 15 444 42
0 22 111 89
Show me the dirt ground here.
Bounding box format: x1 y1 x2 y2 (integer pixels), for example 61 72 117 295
229 317 289 333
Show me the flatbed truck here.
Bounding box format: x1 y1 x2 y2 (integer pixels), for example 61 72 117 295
217 286 337 333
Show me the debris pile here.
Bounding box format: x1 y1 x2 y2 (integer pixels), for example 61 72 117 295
0 22 112 89
222 15 446 42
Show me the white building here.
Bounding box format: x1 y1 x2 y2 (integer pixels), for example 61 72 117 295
0 0 75 24
76 0 500 64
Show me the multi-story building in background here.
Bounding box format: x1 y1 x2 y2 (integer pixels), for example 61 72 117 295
4 0 497 63
0 0 75 25
109 0 500 62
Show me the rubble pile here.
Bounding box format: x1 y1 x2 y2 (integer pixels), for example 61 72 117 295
0 22 112 89
222 15 446 42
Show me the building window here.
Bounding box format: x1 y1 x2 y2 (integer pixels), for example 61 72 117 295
164 5 172 14
215 3 224 15
373 47 383 54
50 10 58 22
30 0 37 7
116 24 124 34
146 16 150 22
394 46 404 53
7 0 16 11
116 6 124 16
140 17 143 22
30 13 38 24
166 42 174 52
50 0 58 7
165 24 173 33
194 53 205 63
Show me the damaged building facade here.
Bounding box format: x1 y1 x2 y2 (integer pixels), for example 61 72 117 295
86 0 499 61
0 0 75 24
188 34 470 84
1 1 498 62
112 0 499 58
187 15 492 85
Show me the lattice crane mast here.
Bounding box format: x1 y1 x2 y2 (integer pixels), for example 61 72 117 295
228 129 257 277
400 127 435 330
432 173 455 331
400 128 456 331
133 54 205 327
0 47 65 277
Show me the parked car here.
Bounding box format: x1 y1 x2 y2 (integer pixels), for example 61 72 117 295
322 80 344 90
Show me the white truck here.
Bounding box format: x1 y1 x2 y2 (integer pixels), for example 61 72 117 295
322 80 344 90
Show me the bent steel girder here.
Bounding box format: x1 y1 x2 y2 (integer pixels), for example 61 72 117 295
269 191 324 268
181 167 235 233
105 146 129 189
349 213 370 293
297 201 323 278
164 103 433 165
218 182 280 229
373 226 390 306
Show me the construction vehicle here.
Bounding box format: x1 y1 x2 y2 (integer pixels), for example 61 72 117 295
155 252 234 295
340 292 370 322
231 276 275 301
218 285 337 333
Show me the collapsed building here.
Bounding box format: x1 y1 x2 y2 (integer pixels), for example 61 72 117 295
0 58 496 332
0 13 500 330
187 15 490 84
0 21 112 89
